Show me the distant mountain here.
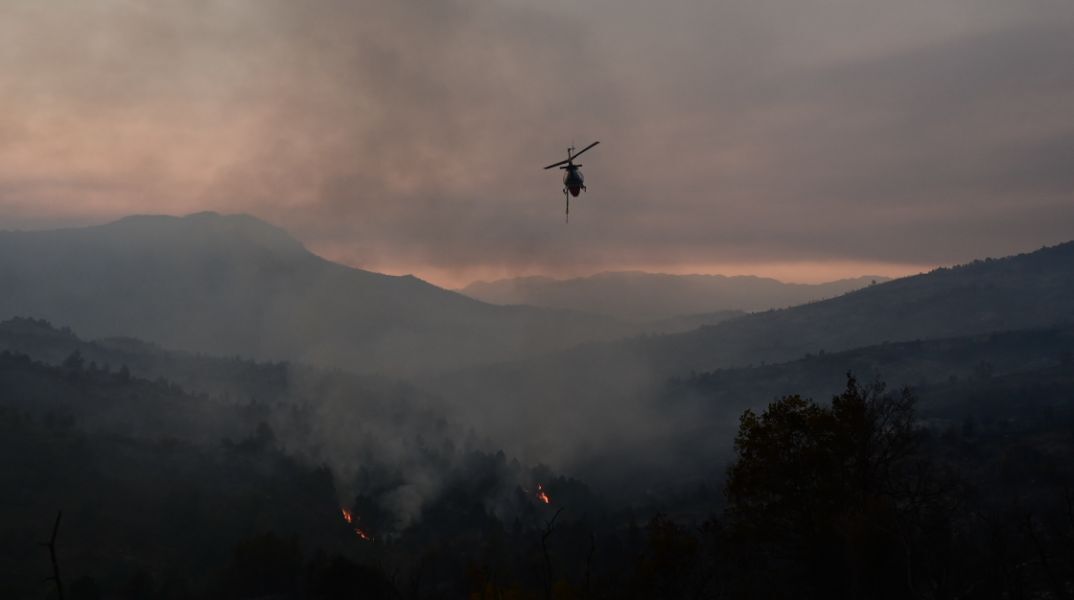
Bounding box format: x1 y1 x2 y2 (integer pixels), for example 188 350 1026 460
642 242 1074 374
432 242 1074 468
676 325 1074 421
0 213 632 374
620 324 1074 486
635 309 746 334
458 271 888 321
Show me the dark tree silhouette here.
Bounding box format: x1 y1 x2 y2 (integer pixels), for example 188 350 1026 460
43 511 64 600
724 375 932 599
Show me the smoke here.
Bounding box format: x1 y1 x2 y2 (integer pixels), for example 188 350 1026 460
2 1 1074 280
4 0 1074 531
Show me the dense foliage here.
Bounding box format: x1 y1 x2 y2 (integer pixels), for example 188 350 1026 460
3 316 1074 598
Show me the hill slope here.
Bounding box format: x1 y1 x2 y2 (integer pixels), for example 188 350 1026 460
459 272 887 321
643 242 1074 374
0 213 630 374
432 241 1074 466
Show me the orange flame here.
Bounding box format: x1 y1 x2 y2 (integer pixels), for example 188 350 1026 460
536 483 551 504
354 527 374 542
341 507 373 541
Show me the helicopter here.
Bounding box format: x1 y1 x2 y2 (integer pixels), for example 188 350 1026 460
543 141 599 222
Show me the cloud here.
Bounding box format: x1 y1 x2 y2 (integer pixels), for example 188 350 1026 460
1 0 1072 284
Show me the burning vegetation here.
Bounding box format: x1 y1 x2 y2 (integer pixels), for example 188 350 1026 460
340 507 374 542
353 527 373 542
536 483 551 504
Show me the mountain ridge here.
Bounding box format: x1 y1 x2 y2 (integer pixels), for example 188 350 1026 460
430 240 1074 464
0 212 633 374
646 240 1074 373
459 270 890 321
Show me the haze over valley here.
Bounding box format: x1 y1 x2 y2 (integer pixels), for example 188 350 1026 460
5 210 1074 598
3 0 1074 597
459 272 887 322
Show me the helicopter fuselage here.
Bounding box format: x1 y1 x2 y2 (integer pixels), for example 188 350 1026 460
562 166 585 197
544 141 598 220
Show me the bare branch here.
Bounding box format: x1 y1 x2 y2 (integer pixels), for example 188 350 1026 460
42 510 64 600
542 507 566 600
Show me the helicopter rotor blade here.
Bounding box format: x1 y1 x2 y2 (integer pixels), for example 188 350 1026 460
570 141 599 160
544 158 571 170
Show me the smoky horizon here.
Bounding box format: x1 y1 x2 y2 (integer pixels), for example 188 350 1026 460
2 0 1072 286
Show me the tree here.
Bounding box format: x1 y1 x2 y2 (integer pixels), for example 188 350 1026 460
632 515 713 600
62 350 85 372
724 375 922 600
219 532 303 599
306 554 399 600
974 361 995 381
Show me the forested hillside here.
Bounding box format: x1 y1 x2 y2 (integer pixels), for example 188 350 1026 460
6 339 1074 598
432 242 1074 467
0 213 632 375
3 240 1074 598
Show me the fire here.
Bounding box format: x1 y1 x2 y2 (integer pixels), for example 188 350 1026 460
354 527 373 542
536 483 551 504
340 507 373 541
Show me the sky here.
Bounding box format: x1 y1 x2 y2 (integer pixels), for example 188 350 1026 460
1 0 1072 287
